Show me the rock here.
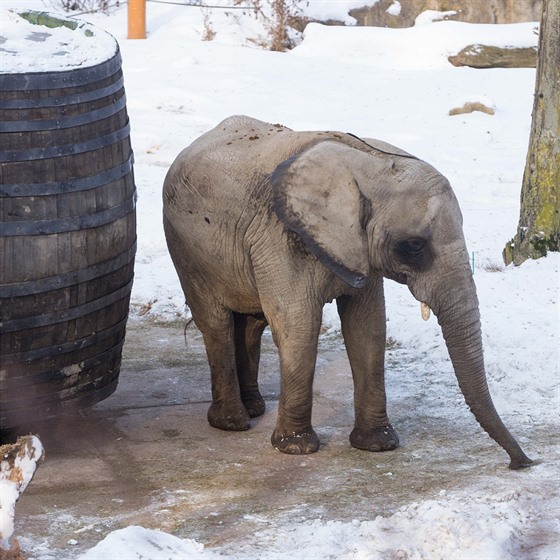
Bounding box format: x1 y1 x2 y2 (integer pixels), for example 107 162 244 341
348 0 542 28
449 102 495 116
448 44 537 68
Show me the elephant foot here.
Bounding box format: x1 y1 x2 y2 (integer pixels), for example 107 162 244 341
241 390 266 418
271 427 320 455
207 402 250 431
350 425 399 452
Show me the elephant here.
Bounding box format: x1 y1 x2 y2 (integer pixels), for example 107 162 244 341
162 115 532 469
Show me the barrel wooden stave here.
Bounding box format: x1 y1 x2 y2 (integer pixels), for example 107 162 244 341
0 50 136 430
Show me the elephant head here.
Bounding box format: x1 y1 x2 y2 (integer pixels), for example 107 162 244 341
271 138 532 469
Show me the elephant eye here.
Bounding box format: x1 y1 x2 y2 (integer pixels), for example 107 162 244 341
395 237 431 269
406 238 425 252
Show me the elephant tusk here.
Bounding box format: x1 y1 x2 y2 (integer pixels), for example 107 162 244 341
421 302 431 321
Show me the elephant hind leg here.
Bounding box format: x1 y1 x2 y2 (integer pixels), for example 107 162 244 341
233 312 268 418
189 298 250 431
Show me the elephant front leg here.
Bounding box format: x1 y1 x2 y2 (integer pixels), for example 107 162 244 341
337 280 399 452
267 307 322 455
193 303 250 432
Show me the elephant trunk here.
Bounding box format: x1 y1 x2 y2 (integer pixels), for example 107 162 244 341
432 276 532 470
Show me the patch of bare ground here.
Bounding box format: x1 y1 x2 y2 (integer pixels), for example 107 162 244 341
12 319 558 559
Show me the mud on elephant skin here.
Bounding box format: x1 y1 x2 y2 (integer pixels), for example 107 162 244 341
162 115 531 470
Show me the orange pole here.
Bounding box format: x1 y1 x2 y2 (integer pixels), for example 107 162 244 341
128 0 146 40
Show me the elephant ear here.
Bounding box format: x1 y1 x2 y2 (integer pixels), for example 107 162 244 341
271 141 369 288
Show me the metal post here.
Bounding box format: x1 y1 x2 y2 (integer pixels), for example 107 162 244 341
128 0 146 40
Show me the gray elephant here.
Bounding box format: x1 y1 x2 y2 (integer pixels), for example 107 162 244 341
163 115 531 469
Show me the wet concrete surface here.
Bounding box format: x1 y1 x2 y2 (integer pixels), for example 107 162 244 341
10 317 555 558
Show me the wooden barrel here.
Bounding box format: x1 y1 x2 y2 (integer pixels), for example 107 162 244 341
0 35 136 430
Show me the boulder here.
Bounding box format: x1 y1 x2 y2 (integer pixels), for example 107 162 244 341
448 44 537 68
449 101 495 116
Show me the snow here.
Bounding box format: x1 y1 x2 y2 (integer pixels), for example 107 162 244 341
241 490 543 559
414 10 458 25
1 1 558 559
292 20 537 70
80 526 210 560
386 1 402 17
305 0 374 24
78 489 546 560
0 9 117 73
0 436 44 550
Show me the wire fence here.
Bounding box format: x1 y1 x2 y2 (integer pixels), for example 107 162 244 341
146 0 248 7
52 0 254 16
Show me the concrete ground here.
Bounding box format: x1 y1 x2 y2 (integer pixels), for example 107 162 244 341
10 317 555 558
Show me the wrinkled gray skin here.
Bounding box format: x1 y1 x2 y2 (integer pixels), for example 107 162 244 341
163 115 531 469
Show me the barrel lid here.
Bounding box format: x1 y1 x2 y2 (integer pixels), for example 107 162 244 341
0 10 118 75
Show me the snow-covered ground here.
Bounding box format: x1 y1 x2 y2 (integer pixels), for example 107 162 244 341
1 1 558 558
